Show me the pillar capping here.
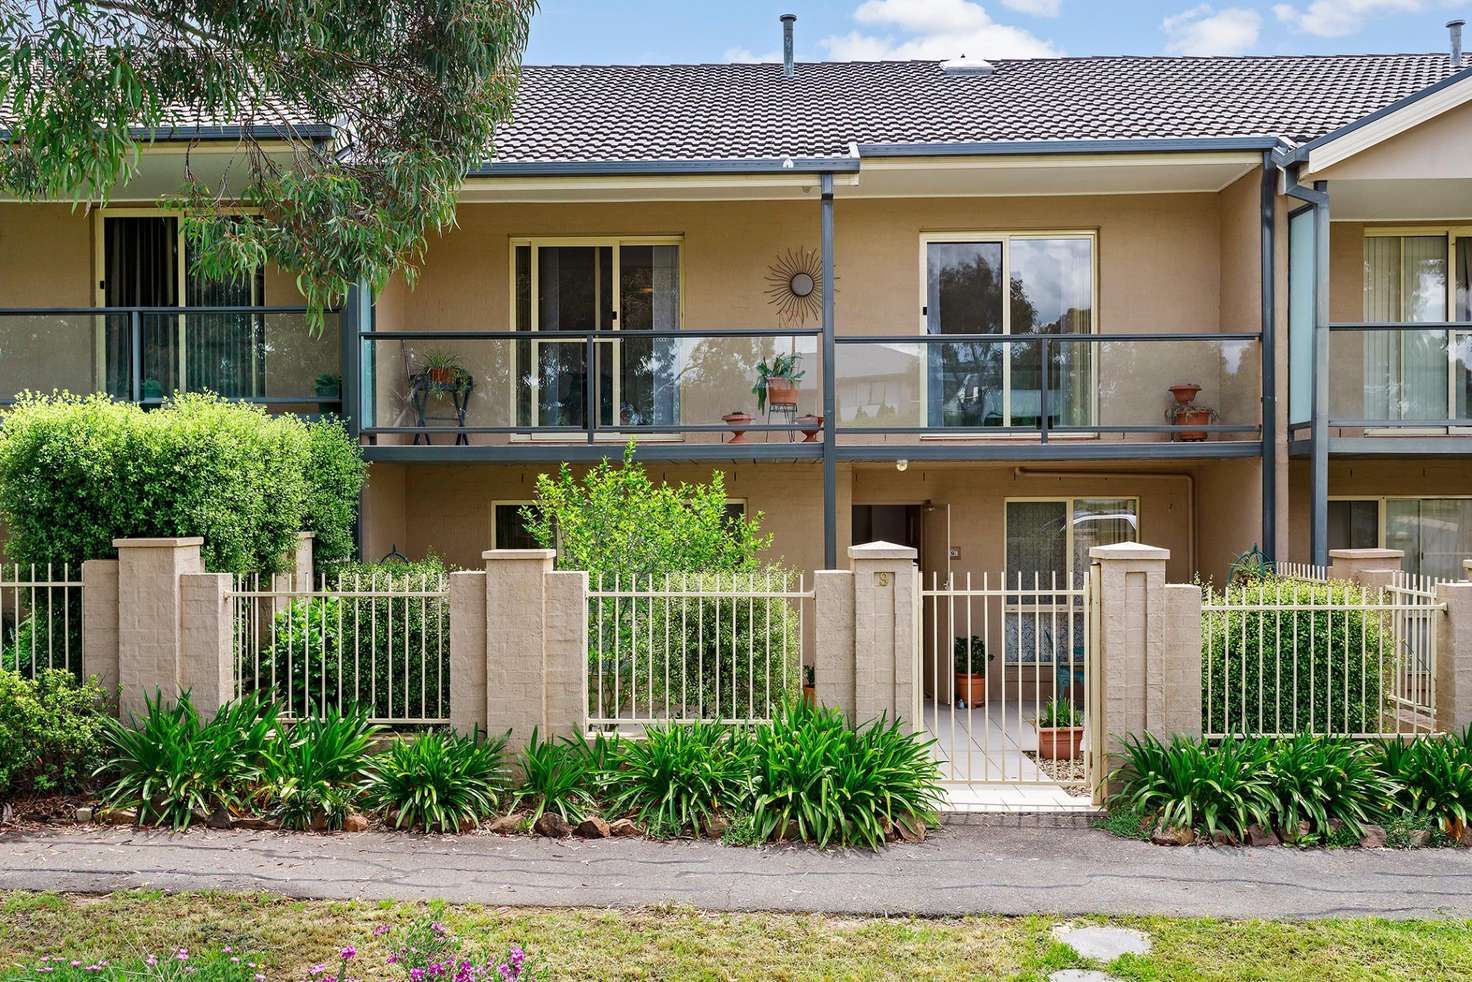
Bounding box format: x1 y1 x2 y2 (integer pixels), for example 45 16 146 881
1089 541 1168 562
482 548 557 561
296 531 315 541
847 540 917 562
1465 559 1472 578
113 536 204 548
1329 548 1403 561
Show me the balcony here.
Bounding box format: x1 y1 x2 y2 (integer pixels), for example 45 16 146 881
0 307 342 413
1325 323 1472 437
359 328 1262 458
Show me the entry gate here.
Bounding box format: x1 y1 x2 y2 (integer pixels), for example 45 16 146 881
916 566 1103 806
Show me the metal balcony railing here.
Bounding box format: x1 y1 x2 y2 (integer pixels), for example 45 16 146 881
1325 322 1472 430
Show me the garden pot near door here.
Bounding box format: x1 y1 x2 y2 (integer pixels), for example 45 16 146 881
954 673 986 708
722 411 752 444
1036 724 1085 760
802 685 816 707
765 378 799 408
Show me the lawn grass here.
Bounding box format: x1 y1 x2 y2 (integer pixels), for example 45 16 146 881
2 891 1471 980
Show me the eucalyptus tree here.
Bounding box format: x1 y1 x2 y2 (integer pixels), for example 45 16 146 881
0 0 537 327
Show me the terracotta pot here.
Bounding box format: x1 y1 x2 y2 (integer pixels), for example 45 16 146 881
1036 725 1085 760
954 673 986 708
429 367 456 385
1168 382 1202 405
1169 408 1212 442
765 377 800 408
797 414 823 443
722 411 752 444
802 685 816 707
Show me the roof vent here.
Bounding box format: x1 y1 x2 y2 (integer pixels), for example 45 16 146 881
781 14 796 79
1449 19 1465 68
941 54 993 77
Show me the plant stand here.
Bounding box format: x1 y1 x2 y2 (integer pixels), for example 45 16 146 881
409 371 474 445
765 401 798 443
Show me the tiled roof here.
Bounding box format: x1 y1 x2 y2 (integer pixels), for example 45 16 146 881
491 54 1467 163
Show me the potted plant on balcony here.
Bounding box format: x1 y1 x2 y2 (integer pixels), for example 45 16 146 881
796 413 824 443
753 352 804 413
802 664 816 706
1165 382 1217 442
722 410 753 443
953 636 992 709
1034 698 1084 760
314 373 342 399
422 351 471 398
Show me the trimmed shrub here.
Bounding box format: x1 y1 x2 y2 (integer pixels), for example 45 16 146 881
304 416 368 567
0 668 108 800
241 555 449 719
1202 576 1388 736
0 392 364 573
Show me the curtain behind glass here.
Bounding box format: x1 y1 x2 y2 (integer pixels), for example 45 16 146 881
1386 498 1472 580
1364 235 1447 420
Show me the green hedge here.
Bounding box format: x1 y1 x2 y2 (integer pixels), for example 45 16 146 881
1202 576 1388 736
0 393 365 573
0 668 109 800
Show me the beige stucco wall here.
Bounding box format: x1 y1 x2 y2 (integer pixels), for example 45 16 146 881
1311 98 1472 182
1286 457 1472 563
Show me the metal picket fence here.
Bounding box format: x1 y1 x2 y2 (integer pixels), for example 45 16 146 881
229 571 450 725
1275 561 1329 582
1203 576 1442 739
0 563 83 678
586 570 810 729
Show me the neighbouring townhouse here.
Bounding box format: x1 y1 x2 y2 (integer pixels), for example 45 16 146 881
6 17 1472 594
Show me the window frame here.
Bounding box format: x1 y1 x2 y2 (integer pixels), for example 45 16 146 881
507 235 685 440
1326 493 1472 577
1001 495 1140 600
917 230 1099 432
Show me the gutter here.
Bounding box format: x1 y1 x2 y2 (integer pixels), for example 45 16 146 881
856 136 1282 157
1011 466 1195 577
468 152 861 178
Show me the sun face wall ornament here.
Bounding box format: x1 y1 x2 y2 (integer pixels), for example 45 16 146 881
764 247 826 325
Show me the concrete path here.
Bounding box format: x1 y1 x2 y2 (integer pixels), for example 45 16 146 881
5 825 1472 919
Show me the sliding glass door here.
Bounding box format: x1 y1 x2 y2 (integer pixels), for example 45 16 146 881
922 232 1094 430
100 213 264 400
513 238 680 430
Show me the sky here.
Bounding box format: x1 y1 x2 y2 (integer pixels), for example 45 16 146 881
524 0 1471 64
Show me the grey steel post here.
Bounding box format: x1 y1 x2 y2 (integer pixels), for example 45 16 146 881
340 279 368 437
1038 336 1050 444
129 309 142 404
1259 153 1277 560
821 172 837 569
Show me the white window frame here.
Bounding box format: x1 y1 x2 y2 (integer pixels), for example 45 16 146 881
917 230 1099 434
1362 226 1472 432
508 235 685 441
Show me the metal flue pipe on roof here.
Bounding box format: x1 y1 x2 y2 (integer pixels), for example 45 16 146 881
781 14 796 78
1450 19 1465 68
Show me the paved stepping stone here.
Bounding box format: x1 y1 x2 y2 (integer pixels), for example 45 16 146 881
1052 924 1152 961
1049 972 1121 982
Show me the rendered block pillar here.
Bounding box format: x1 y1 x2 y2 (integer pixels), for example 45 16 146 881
113 537 203 720
1160 583 1203 739
849 541 918 729
179 573 234 718
449 570 489 734
543 570 589 741
1089 543 1169 770
293 532 316 591
81 559 120 702
814 570 856 721
1329 548 1403 593
484 549 556 751
1435 580 1472 734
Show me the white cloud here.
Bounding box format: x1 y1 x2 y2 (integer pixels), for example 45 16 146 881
1272 0 1431 39
819 0 1061 60
1161 5 1262 55
1000 0 1062 15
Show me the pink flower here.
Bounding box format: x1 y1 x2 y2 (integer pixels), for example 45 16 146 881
372 924 390 938
339 945 356 961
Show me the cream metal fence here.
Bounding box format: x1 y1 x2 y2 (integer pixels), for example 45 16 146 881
0 563 83 678
917 570 1099 798
585 570 810 729
1203 577 1442 739
229 572 450 725
1276 561 1329 581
